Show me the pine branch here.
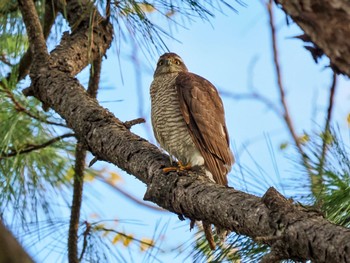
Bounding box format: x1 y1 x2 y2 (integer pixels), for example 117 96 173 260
0 133 75 159
0 87 66 127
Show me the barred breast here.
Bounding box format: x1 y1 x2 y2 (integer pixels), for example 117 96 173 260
150 73 204 166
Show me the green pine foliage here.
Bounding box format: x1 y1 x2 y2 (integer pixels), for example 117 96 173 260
315 132 350 227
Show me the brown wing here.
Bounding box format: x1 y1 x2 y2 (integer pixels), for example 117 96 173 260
176 72 234 186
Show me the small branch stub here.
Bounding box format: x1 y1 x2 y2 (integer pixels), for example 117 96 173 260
124 118 146 129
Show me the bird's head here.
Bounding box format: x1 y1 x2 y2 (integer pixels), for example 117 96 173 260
154 53 188 77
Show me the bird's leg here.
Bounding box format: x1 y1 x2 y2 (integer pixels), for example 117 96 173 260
162 161 192 173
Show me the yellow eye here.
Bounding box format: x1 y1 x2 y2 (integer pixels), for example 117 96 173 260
174 59 181 65
157 60 164 66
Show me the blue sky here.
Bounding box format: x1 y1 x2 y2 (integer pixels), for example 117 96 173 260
22 1 350 262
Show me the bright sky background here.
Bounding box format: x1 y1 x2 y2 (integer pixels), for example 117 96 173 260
21 1 350 262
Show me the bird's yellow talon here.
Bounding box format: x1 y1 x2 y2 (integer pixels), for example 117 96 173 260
162 161 192 173
162 167 178 173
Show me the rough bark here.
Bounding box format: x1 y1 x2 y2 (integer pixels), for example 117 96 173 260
15 0 350 262
275 0 350 77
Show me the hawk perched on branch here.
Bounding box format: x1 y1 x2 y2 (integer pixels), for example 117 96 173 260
150 52 234 185
150 53 234 249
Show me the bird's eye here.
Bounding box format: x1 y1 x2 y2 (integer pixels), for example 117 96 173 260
174 59 181 65
157 60 164 66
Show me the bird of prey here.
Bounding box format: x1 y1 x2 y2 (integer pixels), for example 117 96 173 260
150 52 234 249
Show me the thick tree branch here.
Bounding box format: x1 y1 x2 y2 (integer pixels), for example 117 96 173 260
18 0 49 63
20 0 350 262
275 0 350 77
50 0 112 77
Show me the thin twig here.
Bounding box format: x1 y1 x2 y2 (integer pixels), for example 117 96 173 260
95 174 165 212
267 0 310 168
220 90 283 117
0 133 75 159
124 118 146 129
68 52 103 263
68 142 86 263
79 221 91 262
318 72 337 175
0 87 66 127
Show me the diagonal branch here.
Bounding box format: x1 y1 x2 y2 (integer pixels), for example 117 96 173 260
267 0 304 157
0 133 75 159
267 1 314 184
0 87 66 127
